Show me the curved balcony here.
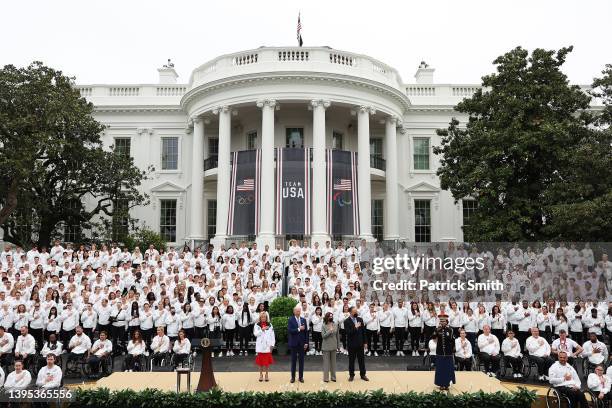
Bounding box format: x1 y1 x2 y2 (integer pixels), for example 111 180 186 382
188 47 405 93
203 151 386 175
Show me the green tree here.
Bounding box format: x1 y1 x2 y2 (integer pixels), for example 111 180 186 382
0 62 150 247
434 46 611 241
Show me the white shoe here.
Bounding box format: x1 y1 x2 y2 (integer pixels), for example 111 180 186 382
518 373 523 378
218 352 223 357
396 351 401 356
374 351 378 357
366 351 371 356
537 375 543 381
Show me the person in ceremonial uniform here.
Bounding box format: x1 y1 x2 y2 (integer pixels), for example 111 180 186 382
434 314 455 391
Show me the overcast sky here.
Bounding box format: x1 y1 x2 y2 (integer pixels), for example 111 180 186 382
2 0 610 85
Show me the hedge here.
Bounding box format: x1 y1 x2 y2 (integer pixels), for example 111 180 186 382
269 296 298 319
72 387 537 408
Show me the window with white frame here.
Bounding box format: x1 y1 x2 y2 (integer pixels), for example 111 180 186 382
332 131 343 150
114 137 131 158
161 137 179 170
246 131 258 150
371 199 384 242
160 199 177 242
413 138 430 170
462 199 478 228
414 199 431 242
207 199 217 239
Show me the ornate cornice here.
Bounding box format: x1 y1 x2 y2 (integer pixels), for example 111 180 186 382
310 99 331 109
181 72 411 113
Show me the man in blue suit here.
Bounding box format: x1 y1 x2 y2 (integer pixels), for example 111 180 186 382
287 305 308 383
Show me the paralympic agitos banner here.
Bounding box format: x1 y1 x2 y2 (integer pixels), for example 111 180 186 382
275 148 311 235
327 149 359 236
227 149 261 236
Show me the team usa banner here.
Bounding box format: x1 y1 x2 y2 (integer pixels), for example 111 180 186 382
227 149 261 236
327 149 360 236
275 148 311 235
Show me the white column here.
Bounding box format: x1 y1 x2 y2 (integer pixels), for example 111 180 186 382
256 99 276 249
189 117 205 240
384 116 399 240
357 106 375 241
211 106 231 248
311 99 331 246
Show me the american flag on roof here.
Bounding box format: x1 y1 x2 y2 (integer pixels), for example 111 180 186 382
297 13 303 47
333 179 352 191
236 178 254 191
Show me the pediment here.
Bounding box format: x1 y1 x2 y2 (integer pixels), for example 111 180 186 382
150 181 186 193
404 181 440 192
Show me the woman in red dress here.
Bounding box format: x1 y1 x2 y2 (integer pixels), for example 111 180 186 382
254 311 276 381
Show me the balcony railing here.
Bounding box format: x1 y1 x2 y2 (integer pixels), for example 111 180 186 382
203 151 386 172
370 155 386 171
203 155 218 171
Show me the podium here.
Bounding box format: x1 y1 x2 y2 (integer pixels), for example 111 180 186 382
196 337 223 392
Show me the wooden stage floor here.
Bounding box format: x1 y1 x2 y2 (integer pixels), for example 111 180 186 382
88 370 511 395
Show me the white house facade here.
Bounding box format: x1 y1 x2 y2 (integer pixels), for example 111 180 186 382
68 46 599 249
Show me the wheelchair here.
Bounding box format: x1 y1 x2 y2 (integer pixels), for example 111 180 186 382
65 352 89 378
149 351 172 371
498 354 529 380
585 390 611 408
84 353 115 378
171 352 197 371
122 352 149 372
546 387 572 408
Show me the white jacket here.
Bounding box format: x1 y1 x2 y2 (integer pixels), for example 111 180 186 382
253 323 275 353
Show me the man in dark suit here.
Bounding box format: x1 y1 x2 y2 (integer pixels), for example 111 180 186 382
344 306 369 381
287 305 308 383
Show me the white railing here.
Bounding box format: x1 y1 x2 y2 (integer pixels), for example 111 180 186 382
156 86 187 96
406 86 436 96
109 87 140 96
277 50 309 61
329 52 356 66
452 86 480 97
78 87 93 97
232 53 258 66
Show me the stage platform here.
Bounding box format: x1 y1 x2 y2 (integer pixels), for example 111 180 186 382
87 370 511 395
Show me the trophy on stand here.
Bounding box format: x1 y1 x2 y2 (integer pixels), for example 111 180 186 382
196 337 222 392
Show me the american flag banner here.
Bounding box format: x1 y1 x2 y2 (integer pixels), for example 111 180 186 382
236 179 254 191
326 149 359 236
333 179 352 191
227 150 261 236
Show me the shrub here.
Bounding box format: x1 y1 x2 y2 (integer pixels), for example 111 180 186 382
72 387 537 408
269 296 298 319
122 227 167 252
271 316 289 343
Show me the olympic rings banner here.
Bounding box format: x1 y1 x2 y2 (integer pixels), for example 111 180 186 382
326 149 359 236
275 148 311 235
227 149 261 236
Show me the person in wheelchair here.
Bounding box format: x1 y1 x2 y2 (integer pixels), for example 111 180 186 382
39 333 63 371
150 326 171 367
67 326 92 368
87 330 113 379
501 330 523 378
582 331 608 375
548 351 588 408
14 326 36 369
171 329 191 369
454 329 473 371
526 327 553 381
551 329 583 366
477 325 501 377
0 325 15 368
587 365 611 405
125 329 146 372
35 354 62 389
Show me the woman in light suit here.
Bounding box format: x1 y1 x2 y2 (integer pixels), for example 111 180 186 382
321 312 340 382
